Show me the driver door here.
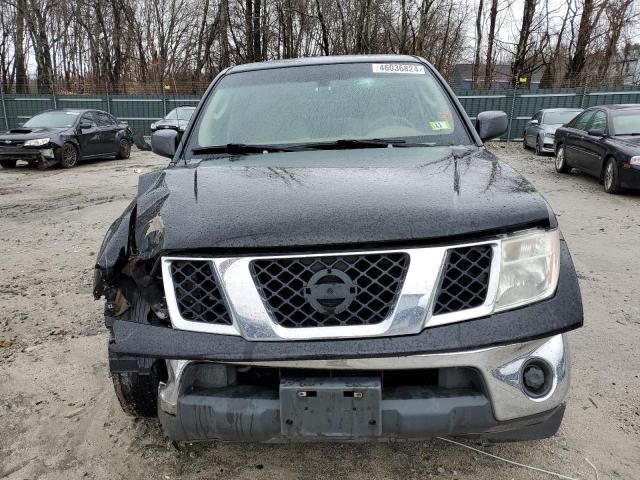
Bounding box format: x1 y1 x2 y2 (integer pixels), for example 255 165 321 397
76 112 100 158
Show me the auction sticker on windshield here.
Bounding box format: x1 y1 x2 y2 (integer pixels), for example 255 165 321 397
372 64 425 74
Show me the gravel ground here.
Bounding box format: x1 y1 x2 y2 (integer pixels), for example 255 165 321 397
1 144 639 480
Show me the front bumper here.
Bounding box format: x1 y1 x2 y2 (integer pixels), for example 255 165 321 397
620 164 640 190
0 146 56 166
157 334 569 442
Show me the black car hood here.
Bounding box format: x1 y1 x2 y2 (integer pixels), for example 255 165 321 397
611 135 640 149
0 127 67 140
96 147 554 272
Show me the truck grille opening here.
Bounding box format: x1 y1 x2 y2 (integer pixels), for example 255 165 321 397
170 260 233 325
250 253 409 328
433 245 493 315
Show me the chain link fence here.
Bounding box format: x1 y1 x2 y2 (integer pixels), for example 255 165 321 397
1 72 639 138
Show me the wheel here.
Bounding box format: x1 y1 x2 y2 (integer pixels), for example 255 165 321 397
603 158 622 194
522 136 528 150
116 139 131 159
555 145 571 173
535 137 543 156
109 287 162 417
59 143 79 168
0 159 17 169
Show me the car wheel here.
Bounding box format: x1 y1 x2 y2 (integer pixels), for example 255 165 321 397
535 137 543 156
109 287 163 417
0 159 17 169
522 136 528 149
555 145 571 173
117 139 131 159
603 158 622 194
59 143 79 168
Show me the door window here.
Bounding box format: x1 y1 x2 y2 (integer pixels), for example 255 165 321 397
571 111 594 131
95 112 114 127
588 111 607 133
80 112 97 127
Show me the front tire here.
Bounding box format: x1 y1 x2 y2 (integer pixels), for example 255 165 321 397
603 158 622 194
59 143 79 168
109 287 162 417
116 139 131 159
522 136 528 150
0 159 17 169
555 145 571 173
535 137 543 156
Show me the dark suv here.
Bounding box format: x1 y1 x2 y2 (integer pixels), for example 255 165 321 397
95 56 583 442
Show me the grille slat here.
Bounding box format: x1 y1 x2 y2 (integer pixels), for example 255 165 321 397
170 260 232 325
251 253 409 328
433 245 493 315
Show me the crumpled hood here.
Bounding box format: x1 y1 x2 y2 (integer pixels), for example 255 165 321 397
0 127 66 140
120 147 553 260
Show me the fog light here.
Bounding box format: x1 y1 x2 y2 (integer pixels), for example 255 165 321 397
521 359 553 398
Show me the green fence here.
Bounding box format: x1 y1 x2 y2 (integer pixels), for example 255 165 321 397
1 85 639 139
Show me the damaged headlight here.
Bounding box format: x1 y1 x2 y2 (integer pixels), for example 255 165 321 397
495 229 560 312
24 137 50 147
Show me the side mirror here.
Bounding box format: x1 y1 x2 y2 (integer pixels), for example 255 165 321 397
151 129 178 159
475 111 508 141
587 128 605 137
79 122 93 130
529 119 539 126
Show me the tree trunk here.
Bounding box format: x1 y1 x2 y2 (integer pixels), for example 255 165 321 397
472 0 483 89
484 0 498 88
15 0 28 93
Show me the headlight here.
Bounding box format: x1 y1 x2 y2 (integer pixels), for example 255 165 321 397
24 137 50 147
630 156 640 166
150 123 157 129
543 132 554 138
495 229 560 312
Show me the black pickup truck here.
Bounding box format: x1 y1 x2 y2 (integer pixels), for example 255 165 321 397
95 55 582 442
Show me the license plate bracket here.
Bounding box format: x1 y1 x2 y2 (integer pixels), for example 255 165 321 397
280 377 382 439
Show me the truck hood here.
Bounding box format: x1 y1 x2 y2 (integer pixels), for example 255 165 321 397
114 147 553 262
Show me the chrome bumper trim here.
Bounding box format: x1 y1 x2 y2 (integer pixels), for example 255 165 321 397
159 334 569 422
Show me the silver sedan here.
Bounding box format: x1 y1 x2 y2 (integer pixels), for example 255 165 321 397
523 108 582 155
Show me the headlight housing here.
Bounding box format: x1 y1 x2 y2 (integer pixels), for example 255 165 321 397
495 229 560 312
630 156 640 166
543 132 555 138
24 137 50 147
150 123 158 130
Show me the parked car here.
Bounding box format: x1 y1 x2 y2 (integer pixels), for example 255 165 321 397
0 109 132 169
95 55 583 443
523 108 582 155
554 104 640 193
150 106 196 140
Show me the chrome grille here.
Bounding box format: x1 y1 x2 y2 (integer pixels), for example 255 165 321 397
250 253 409 328
170 260 232 325
433 245 493 315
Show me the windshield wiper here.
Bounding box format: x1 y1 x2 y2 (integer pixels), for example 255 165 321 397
292 138 433 150
191 143 295 155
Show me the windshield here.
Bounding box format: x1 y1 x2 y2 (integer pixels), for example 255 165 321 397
165 107 195 121
187 62 471 157
23 111 79 128
543 111 581 125
611 110 640 135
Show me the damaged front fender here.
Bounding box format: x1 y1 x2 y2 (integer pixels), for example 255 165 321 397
93 169 170 300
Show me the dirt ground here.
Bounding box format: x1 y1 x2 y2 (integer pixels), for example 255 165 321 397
1 144 639 480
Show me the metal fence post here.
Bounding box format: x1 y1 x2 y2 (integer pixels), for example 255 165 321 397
506 77 518 142
51 83 57 109
0 82 8 130
162 82 167 117
580 74 590 108
105 83 111 113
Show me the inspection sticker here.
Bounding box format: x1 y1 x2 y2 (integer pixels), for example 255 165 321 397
372 64 425 74
429 120 451 130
